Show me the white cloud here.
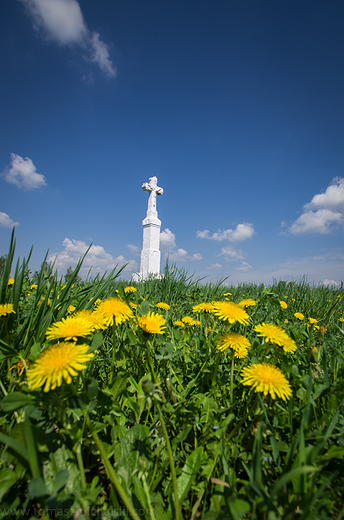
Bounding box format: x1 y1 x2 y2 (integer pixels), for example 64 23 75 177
20 0 116 78
236 261 252 272
196 223 254 243
167 248 189 262
305 177 344 211
219 246 245 261
160 228 201 262
90 32 116 78
0 212 19 229
196 230 210 239
289 177 344 235
3 153 46 190
289 209 343 235
190 253 203 261
167 249 202 262
48 238 138 275
321 279 340 287
160 228 176 250
127 243 140 256
207 263 222 270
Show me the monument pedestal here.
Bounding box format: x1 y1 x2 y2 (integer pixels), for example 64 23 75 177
140 216 162 279
133 177 163 281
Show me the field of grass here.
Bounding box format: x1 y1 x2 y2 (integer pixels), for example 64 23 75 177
0 232 344 520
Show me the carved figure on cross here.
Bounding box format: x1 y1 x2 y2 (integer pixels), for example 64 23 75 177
142 176 163 218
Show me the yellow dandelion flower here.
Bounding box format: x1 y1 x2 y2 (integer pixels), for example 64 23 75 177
212 301 249 325
27 343 94 392
280 336 297 353
294 312 304 320
173 320 184 327
280 301 288 309
192 302 215 313
238 298 256 308
189 319 201 326
182 316 194 325
129 302 138 310
339 317 344 323
155 302 170 310
137 312 166 334
216 332 251 353
223 292 232 296
254 323 287 346
31 284 38 290
308 317 317 324
319 325 327 335
292 298 295 302
67 305 76 313
0 303 15 317
311 345 317 355
240 363 292 400
233 346 249 358
7 278 14 285
124 286 137 294
75 309 108 330
46 316 95 342
96 298 133 326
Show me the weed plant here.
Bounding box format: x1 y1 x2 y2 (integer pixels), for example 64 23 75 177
0 232 343 520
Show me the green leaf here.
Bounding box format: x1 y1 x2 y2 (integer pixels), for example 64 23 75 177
132 475 149 512
321 445 344 460
313 383 328 400
0 468 17 502
28 477 47 498
43 443 80 496
0 339 17 360
138 301 150 315
25 413 40 478
117 425 150 486
173 328 183 341
229 498 250 520
89 332 103 352
0 431 29 463
52 469 69 495
296 387 308 402
176 446 204 504
1 392 35 412
106 370 130 400
268 465 319 506
127 329 138 345
86 378 98 401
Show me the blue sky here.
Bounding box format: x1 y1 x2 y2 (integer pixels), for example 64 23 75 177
1 0 344 286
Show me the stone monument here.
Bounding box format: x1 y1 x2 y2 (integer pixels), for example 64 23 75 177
135 176 163 281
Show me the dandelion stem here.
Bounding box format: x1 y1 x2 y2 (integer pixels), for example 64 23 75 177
230 351 235 404
144 338 165 401
110 321 117 384
156 403 180 520
142 473 156 520
226 395 259 444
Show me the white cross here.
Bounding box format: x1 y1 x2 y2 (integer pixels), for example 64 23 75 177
142 176 163 218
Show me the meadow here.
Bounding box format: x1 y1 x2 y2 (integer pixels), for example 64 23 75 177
0 232 344 520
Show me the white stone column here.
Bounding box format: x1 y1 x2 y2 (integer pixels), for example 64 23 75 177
136 176 163 280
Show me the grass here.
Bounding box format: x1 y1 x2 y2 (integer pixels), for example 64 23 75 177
0 232 343 520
